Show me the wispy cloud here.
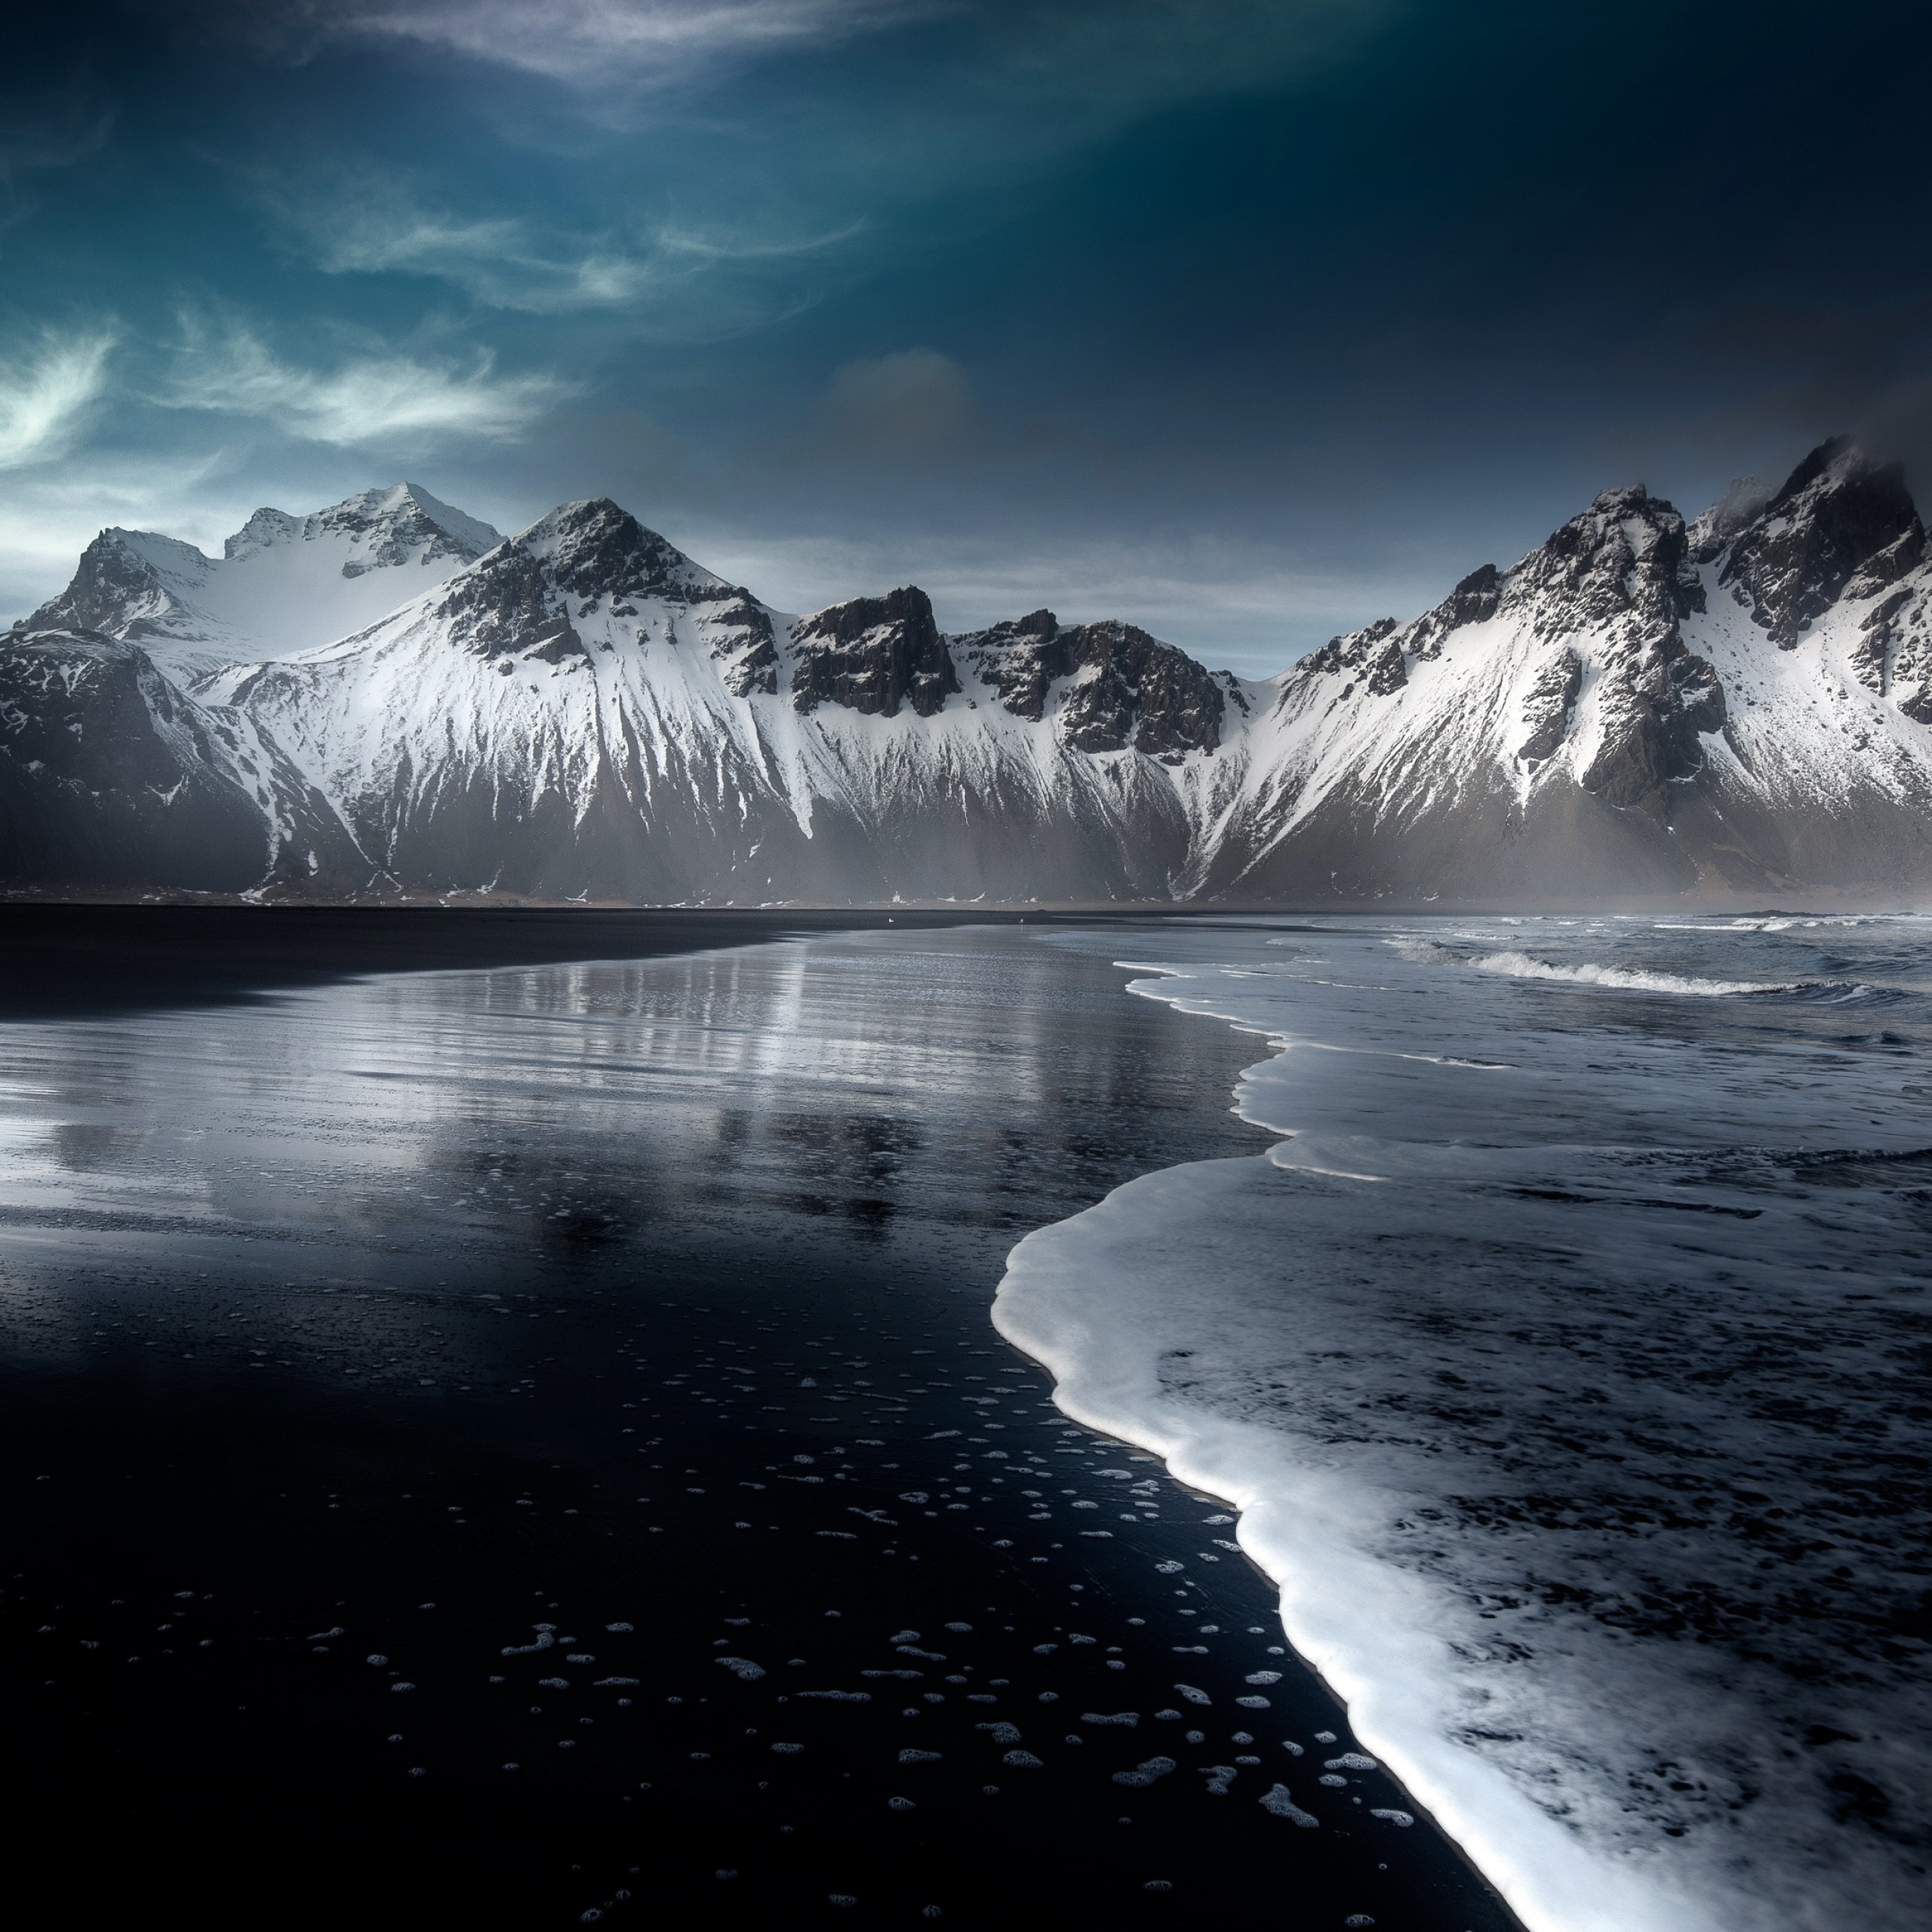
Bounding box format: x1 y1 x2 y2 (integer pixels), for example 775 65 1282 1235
311 0 941 87
265 169 863 316
288 0 1386 125
0 329 115 469
162 320 569 445
285 186 652 311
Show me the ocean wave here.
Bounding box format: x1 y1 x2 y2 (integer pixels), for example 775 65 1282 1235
1004 915 1932 1932
1470 950 1793 996
1783 978 1898 1005
1653 915 1886 933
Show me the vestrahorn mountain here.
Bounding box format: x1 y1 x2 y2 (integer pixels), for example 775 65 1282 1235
4 440 1928 904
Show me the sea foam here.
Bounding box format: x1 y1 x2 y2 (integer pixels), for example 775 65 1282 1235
1468 948 1792 996
998 915 1932 1932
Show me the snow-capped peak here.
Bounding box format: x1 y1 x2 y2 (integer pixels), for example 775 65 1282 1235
23 483 505 681
1707 438 1924 645
503 497 731 601
223 481 501 571
12 438 1932 908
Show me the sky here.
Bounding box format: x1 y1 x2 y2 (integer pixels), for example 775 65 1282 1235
2 0 1927 676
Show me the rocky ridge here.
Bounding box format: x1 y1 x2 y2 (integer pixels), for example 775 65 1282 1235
22 482 503 683
6 440 1932 903
0 626 364 891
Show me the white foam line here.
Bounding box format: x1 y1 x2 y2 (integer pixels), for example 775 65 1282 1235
1470 950 1793 996
992 1166 1719 1932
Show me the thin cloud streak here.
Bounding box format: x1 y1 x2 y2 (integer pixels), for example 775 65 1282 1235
264 170 867 317
0 329 115 469
328 0 950 86
281 0 1388 143
160 321 571 446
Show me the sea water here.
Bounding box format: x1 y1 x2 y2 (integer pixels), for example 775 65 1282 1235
997 913 1932 1932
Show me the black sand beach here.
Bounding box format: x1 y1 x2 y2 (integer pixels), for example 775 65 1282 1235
0 913 1515 1927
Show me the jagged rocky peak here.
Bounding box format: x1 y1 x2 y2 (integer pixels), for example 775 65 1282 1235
1297 617 1411 697
1504 483 1704 640
789 586 959 718
517 498 778 692
1499 485 1726 814
224 482 501 575
1687 472 1776 558
515 497 721 602
21 483 509 675
1712 437 1924 646
962 608 1225 760
22 528 211 641
433 497 778 688
1293 490 1703 715
1407 565 1502 660
1287 564 1504 709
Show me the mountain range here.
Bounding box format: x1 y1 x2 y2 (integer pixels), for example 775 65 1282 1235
4 441 1928 905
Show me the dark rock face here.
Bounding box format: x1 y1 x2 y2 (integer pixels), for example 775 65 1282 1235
1850 582 1932 720
537 499 718 605
25 533 180 640
1503 488 1724 817
1518 648 1583 764
436 500 781 691
1505 485 1705 638
1409 564 1502 659
1 629 194 795
1060 621 1226 757
525 616 587 664
695 593 778 697
1580 629 1726 816
1278 486 1727 823
964 611 1225 760
1718 439 1924 647
1298 618 1408 699
790 587 959 718
1286 564 1506 715
960 609 1062 719
437 546 555 660
0 629 360 891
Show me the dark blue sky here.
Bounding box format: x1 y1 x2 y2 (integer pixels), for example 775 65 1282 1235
2 0 1927 672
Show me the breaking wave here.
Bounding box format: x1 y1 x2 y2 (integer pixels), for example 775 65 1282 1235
1001 913 1932 1932
1470 950 1792 996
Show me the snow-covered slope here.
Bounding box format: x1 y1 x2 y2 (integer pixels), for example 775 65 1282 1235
23 484 502 683
1203 437 1932 900
202 500 1231 901
5 439 1932 903
0 626 368 893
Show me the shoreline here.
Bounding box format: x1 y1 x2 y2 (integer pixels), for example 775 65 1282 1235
994 918 1932 1932
0 920 1521 1924
994 1163 1704 1932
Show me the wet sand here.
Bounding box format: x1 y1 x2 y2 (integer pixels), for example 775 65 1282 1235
0 918 1515 1927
